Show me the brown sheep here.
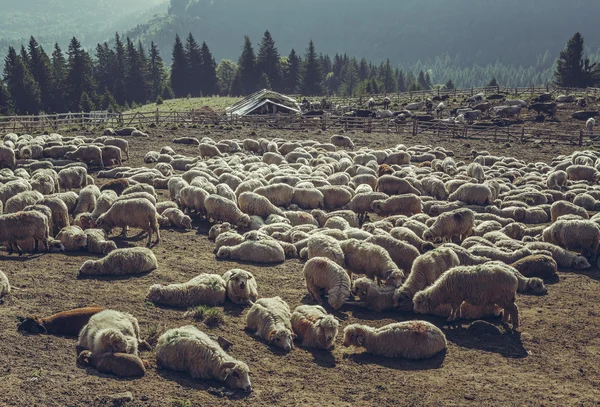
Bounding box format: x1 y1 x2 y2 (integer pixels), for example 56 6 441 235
17 306 105 336
77 351 147 378
377 164 394 177
100 178 130 196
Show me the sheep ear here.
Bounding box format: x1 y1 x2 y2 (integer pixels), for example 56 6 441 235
229 272 237 280
291 333 297 339
268 330 276 341
222 361 237 370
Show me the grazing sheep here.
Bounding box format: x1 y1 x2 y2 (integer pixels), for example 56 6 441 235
371 194 423 216
0 145 16 169
350 278 396 312
550 200 589 222
566 165 600 183
161 208 193 230
304 234 346 267
303 257 351 309
510 255 558 279
95 198 160 246
65 145 104 168
0 270 10 299
330 135 355 149
347 191 389 222
77 351 146 378
546 170 568 190
423 208 475 243
343 321 446 359
178 186 210 217
84 229 117 255
291 305 339 350
204 195 251 228
526 242 590 269
413 263 519 329
390 227 435 253
465 162 485 183
18 306 105 336
448 183 494 205
340 239 402 283
393 248 460 311
40 196 71 234
156 325 251 391
542 219 600 259
100 178 130 196
376 176 420 196
365 235 420 274
238 191 284 218
216 239 286 264
77 310 146 356
586 117 595 136
0 211 49 255
147 274 226 307
222 269 258 305
56 225 88 252
4 190 44 214
245 297 295 351
255 184 294 207
79 247 157 276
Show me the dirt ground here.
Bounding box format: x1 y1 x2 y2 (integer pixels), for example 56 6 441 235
1 127 600 407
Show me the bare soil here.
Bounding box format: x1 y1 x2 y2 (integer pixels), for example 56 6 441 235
1 127 600 407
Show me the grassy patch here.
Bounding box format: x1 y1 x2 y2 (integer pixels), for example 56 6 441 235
185 305 224 327
171 399 191 407
124 96 239 115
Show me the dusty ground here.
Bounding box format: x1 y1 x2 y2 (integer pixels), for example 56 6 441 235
1 127 600 407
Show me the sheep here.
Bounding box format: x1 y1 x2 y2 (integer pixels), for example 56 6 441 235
365 235 420 274
95 198 160 246
510 255 558 279
304 233 346 266
371 194 423 216
30 171 57 195
56 225 88 252
17 306 105 336
77 351 146 378
292 188 324 210
4 190 44 213
566 165 600 183
393 248 461 311
376 176 420 196
468 246 533 264
254 184 294 207
330 135 355 150
245 297 295 351
350 278 396 312
204 194 251 228
586 117 595 136
0 145 16 169
238 191 284 218
198 143 223 158
65 145 104 168
546 170 568 190
390 227 435 253
146 274 227 307
90 190 117 221
465 162 485 183
340 238 403 283
40 196 71 234
178 186 210 217
100 178 130 196
208 222 232 240
448 183 493 205
155 325 251 392
103 138 130 160
222 269 258 305
0 179 31 205
423 208 475 243
347 191 389 222
573 193 600 211
413 263 519 329
542 219 600 259
303 257 351 309
0 269 10 300
77 310 146 357
216 239 286 264
101 145 123 166
0 211 49 255
343 321 447 359
84 228 117 255
291 305 339 350
526 242 590 269
161 208 193 230
79 247 158 276
312 209 359 228
550 200 589 222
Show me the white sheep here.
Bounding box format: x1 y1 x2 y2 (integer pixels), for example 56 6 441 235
350 277 396 312
542 219 600 259
370 194 423 216
413 263 519 329
77 310 146 357
238 191 284 218
216 239 285 264
79 247 157 276
303 257 351 309
586 117 595 136
84 228 117 255
146 274 226 307
204 194 251 228
0 211 49 255
330 135 355 150
208 222 232 240
291 305 339 350
343 321 447 359
423 208 475 243
526 242 590 269
95 198 160 246
161 208 193 230
222 269 258 305
546 170 568 190
245 297 295 351
0 269 10 299
340 239 402 283
178 186 210 217
56 225 88 252
448 183 494 205
156 325 251 392
304 233 345 267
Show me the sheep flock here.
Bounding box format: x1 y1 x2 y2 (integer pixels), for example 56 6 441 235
2 126 600 404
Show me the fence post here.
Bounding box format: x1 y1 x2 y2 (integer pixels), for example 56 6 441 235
521 127 525 143
579 130 584 147
156 108 159 125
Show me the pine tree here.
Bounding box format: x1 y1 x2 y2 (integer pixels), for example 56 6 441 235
113 33 127 105
554 32 600 87
359 58 369 81
237 36 258 94
51 43 67 112
170 34 189 98
406 71 417 90
487 77 498 87
20 45 30 68
0 80 11 115
445 79 455 89
186 33 202 96
98 87 118 111
340 62 359 96
397 70 406 92
79 91 95 111
65 37 96 111
301 40 322 96
200 42 219 96
229 69 244 96
217 60 237 96
3 46 41 114
123 38 149 104
425 72 433 89
257 30 281 91
283 49 301 94
148 41 166 100
382 59 396 93
417 70 428 90
95 42 116 100
258 72 271 90
28 37 54 112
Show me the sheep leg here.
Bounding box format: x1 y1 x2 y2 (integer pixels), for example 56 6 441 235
506 303 519 330
34 239 39 253
120 226 128 238
15 243 23 256
7 242 14 255
307 285 323 304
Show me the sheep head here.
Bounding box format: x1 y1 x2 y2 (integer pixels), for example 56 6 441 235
17 316 47 334
78 260 99 275
412 291 433 314
423 229 435 242
227 269 252 292
316 315 339 349
94 215 110 232
527 278 548 295
100 329 128 353
283 245 298 258
393 287 414 311
236 214 251 228
268 329 295 351
343 324 367 347
216 247 232 259
221 361 252 392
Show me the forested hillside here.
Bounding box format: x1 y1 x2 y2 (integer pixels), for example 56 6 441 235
0 0 166 53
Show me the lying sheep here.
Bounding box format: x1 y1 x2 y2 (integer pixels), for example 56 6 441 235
448 183 494 205
340 239 402 283
468 246 533 264
95 198 160 246
84 229 117 255
0 211 49 255
510 255 557 279
291 305 339 350
156 325 251 392
526 242 590 269
303 257 351 309
550 200 589 222
56 225 88 252
77 351 146 378
146 274 226 307
376 176 420 196
350 278 396 312
423 208 475 243
566 165 600 183
393 248 460 311
413 263 520 329
79 247 157 276
343 321 447 359
216 239 285 264
222 269 258 305
161 208 193 230
371 194 423 216
18 306 105 336
245 297 295 351
77 309 147 356
208 223 232 240
312 209 359 228
205 195 251 228
0 270 10 300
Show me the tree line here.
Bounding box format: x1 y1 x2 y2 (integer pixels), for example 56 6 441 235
0 31 597 115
